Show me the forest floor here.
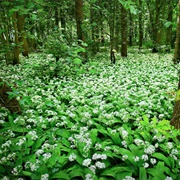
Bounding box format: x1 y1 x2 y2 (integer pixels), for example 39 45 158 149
0 53 180 180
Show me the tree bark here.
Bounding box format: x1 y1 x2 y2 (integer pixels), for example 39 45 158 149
17 13 29 57
12 12 20 65
139 0 143 49
166 1 173 47
90 4 99 54
75 0 87 60
171 0 180 129
121 4 127 57
129 11 133 46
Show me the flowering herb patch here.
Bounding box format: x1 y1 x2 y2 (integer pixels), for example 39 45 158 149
0 53 180 180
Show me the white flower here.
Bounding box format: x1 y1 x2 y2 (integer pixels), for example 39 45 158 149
144 145 155 155
89 165 96 174
95 143 102 150
104 146 111 151
133 156 140 162
134 139 144 146
16 138 26 146
82 158 91 167
30 163 39 171
92 153 107 160
85 174 93 180
1 140 11 148
155 143 158 148
101 154 107 160
167 142 173 149
95 161 106 169
0 120 5 124
43 153 51 160
142 154 148 161
92 153 101 160
171 149 178 155
122 155 128 161
158 114 164 119
150 158 156 165
123 176 135 180
2 176 9 180
28 130 38 140
165 177 173 180
143 162 149 168
122 140 127 148
111 129 117 134
41 173 49 180
69 153 77 161
121 130 128 139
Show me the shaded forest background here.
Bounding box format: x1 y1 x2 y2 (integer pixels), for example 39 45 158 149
0 0 179 64
1 0 180 129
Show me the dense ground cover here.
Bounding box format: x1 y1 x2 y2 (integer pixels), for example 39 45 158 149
0 53 180 180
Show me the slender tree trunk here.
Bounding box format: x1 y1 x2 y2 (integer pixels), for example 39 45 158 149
171 0 180 129
121 4 127 57
166 1 173 47
60 9 66 35
75 0 87 60
90 4 99 54
139 0 143 49
115 6 121 52
75 0 84 42
129 12 133 46
17 13 29 57
109 0 116 63
54 6 59 27
12 12 20 65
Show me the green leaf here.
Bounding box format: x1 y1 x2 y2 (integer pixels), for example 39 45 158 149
75 154 84 165
32 137 46 152
116 172 133 180
22 171 33 177
8 115 14 125
0 166 5 173
51 171 70 179
56 129 71 138
0 126 28 133
31 14 37 20
81 42 88 47
156 161 165 173
164 21 172 28
119 148 135 165
90 129 98 145
62 138 71 147
101 166 134 177
139 167 147 180
152 153 171 167
69 168 83 179
74 58 82 65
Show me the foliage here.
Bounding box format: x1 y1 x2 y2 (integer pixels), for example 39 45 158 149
44 31 87 66
0 53 180 180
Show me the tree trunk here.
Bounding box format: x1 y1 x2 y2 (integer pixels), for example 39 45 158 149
129 11 133 46
90 4 99 54
115 6 121 52
121 4 127 57
139 0 143 49
60 9 66 35
75 0 87 60
12 12 20 65
109 0 116 63
17 13 29 58
166 1 173 48
75 0 84 42
171 0 180 129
